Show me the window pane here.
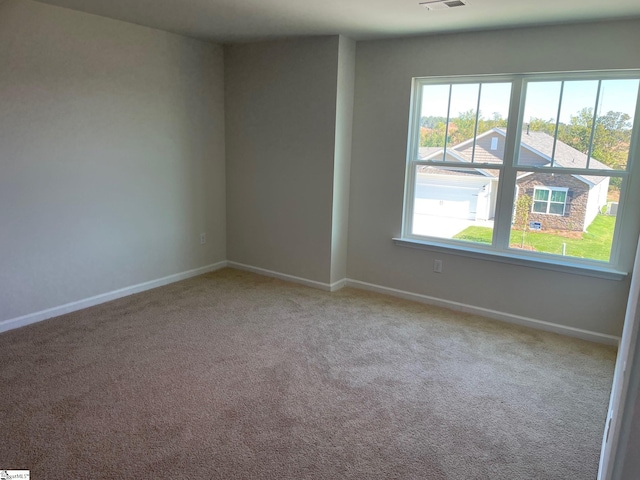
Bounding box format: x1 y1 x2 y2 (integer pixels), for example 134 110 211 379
554 80 599 168
523 82 561 129
510 173 617 262
419 82 512 165
549 203 565 215
521 80 603 169
472 82 512 164
419 84 450 161
520 82 561 167
551 190 566 202
533 202 547 213
590 79 639 171
446 83 480 151
534 189 549 201
411 166 499 245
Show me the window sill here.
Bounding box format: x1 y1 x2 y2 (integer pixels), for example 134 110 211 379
392 237 628 280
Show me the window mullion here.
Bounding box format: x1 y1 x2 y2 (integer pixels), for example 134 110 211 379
470 83 482 163
443 85 452 161
550 81 565 168
586 80 602 169
494 77 524 252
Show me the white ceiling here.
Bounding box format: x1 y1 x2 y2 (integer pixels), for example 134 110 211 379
35 0 640 43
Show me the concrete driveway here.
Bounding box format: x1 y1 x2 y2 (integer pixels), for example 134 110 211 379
412 214 494 239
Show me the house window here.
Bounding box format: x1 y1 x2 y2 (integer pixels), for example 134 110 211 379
402 71 640 267
532 187 567 215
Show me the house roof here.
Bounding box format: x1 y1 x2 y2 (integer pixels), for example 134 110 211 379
418 147 444 160
418 146 468 162
498 128 610 171
418 128 611 185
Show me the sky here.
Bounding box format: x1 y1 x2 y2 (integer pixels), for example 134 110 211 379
421 79 640 126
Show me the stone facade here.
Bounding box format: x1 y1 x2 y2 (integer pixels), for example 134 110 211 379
516 173 589 232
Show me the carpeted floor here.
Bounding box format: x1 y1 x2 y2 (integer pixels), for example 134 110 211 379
0 268 616 479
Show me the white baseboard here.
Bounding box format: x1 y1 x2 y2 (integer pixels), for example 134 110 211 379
226 261 346 292
3 259 618 346
0 261 228 334
345 278 621 346
330 278 348 291
223 263 619 345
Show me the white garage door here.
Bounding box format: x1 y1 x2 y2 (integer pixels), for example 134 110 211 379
414 179 480 220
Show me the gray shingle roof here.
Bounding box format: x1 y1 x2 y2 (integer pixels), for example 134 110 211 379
417 128 611 185
497 128 610 171
418 147 444 160
499 128 608 184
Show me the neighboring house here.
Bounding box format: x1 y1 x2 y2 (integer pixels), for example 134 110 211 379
417 128 611 231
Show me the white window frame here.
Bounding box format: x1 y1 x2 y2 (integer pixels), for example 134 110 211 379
532 186 568 216
399 71 640 273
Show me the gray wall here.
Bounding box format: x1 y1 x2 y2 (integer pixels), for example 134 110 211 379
348 20 640 337
225 37 346 284
0 0 226 323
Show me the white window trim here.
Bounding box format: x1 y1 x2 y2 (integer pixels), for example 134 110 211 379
401 71 640 273
532 186 568 216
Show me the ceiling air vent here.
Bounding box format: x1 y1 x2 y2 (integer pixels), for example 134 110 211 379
419 0 470 11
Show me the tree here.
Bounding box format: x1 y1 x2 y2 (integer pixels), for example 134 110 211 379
557 107 594 154
527 117 556 135
419 110 509 148
420 122 446 147
590 110 632 171
513 192 533 249
420 116 447 129
449 109 476 144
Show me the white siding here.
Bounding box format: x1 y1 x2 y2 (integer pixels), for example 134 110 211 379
584 178 610 230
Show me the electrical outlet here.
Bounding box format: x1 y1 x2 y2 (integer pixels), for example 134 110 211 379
200 233 206 245
433 259 443 273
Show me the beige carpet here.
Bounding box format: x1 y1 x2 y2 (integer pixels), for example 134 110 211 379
0 268 615 479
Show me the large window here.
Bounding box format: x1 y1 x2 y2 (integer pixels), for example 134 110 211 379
402 72 640 267
532 187 567 215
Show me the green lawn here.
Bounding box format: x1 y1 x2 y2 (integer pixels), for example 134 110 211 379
453 214 616 261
